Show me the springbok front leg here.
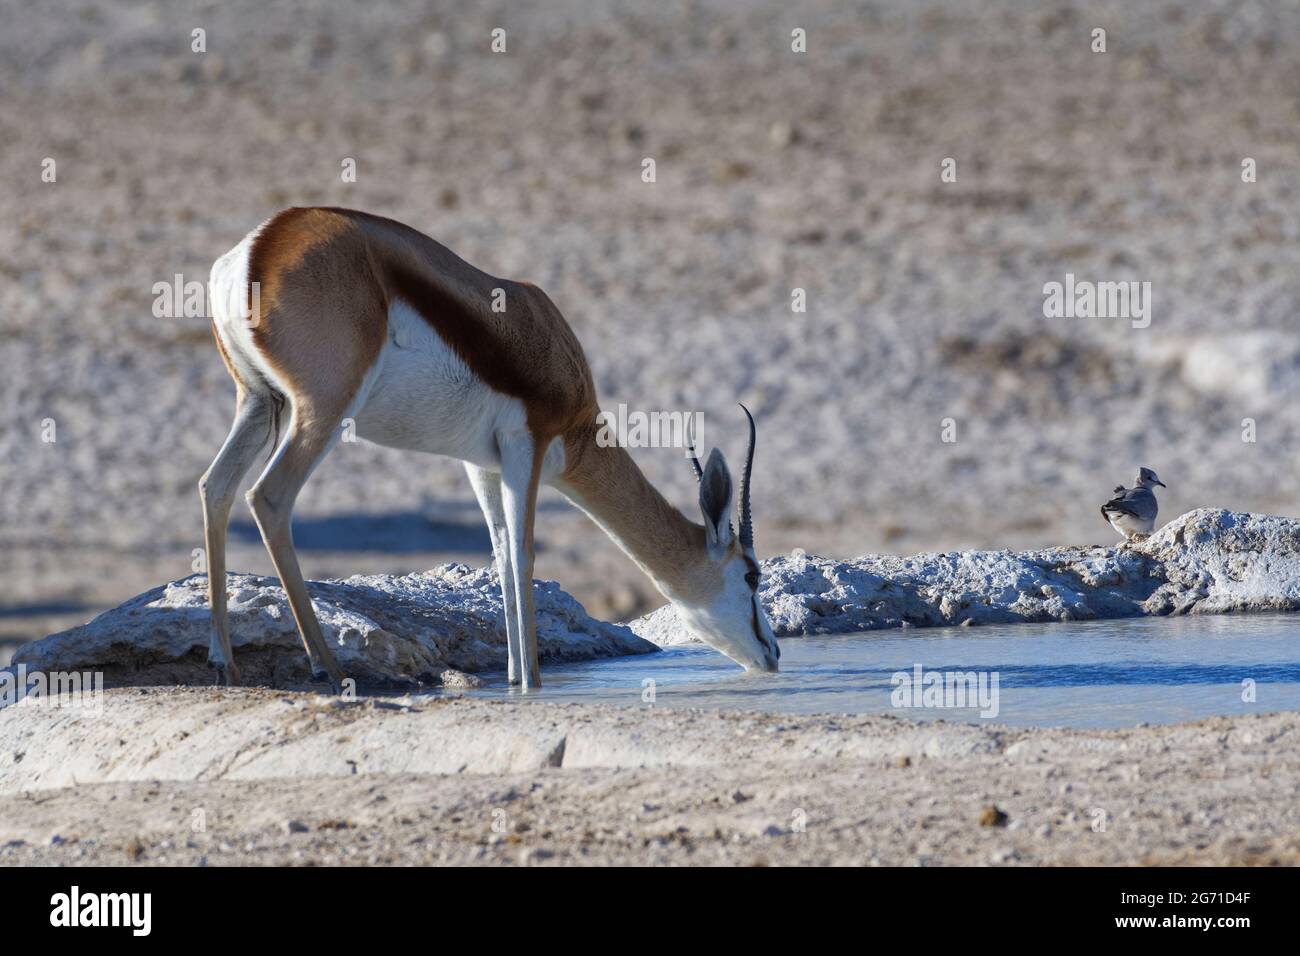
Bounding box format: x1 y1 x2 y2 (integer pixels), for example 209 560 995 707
465 463 524 685
199 389 274 686
245 402 349 692
498 431 543 689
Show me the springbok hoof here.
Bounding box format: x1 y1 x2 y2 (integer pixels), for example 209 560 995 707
211 661 241 687
313 670 347 696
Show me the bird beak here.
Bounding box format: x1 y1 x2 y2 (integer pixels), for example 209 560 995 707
1156 480 1167 488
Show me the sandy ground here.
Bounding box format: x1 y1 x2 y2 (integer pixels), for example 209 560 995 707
5 1 1300 646
1 687 1297 866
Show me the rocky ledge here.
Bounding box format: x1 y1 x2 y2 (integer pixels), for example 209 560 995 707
11 510 1300 685
633 509 1300 645
10 565 655 689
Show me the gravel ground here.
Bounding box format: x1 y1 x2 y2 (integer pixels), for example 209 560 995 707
4 2 1300 641
1 688 1297 866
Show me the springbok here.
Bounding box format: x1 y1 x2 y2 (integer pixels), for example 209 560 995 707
202 207 780 691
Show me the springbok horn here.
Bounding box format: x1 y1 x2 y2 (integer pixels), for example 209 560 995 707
687 411 704 480
737 403 756 550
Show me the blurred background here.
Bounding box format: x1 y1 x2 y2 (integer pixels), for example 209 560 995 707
3 0 1300 658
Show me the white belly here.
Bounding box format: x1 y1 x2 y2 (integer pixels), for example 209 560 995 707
1108 512 1154 537
352 298 570 478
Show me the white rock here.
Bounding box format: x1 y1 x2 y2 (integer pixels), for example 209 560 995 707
0 689 1002 793
632 510 1300 644
10 565 655 687
1167 332 1300 406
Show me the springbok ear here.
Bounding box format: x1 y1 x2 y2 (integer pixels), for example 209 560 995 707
698 448 734 550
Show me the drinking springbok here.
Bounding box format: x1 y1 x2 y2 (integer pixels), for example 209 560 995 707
202 207 780 690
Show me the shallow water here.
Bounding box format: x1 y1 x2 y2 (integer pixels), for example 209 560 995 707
459 614 1300 729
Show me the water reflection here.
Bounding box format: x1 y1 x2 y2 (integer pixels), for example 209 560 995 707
437 613 1300 729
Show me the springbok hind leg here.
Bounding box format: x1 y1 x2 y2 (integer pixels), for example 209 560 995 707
246 403 348 692
199 390 274 686
465 464 524 685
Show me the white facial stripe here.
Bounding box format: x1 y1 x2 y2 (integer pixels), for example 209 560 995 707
673 553 775 670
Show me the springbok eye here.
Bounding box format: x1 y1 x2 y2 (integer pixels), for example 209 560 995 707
745 571 760 590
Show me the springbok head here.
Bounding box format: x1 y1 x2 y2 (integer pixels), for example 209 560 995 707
681 405 780 672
